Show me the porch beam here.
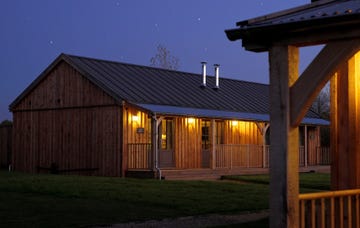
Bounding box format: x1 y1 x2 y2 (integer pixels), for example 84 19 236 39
269 45 299 228
290 39 360 127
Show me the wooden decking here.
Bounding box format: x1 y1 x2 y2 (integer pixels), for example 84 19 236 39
157 165 330 180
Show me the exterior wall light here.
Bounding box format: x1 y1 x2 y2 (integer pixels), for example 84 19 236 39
132 115 140 123
187 117 195 125
231 120 238 127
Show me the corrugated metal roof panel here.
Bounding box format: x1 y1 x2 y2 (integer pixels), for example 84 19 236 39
65 54 272 114
225 0 360 51
237 0 360 29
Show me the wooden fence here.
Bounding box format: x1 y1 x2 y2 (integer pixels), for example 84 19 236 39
0 123 12 169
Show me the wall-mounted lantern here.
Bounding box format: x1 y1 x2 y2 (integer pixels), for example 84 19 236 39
132 115 140 123
231 120 238 127
187 117 195 125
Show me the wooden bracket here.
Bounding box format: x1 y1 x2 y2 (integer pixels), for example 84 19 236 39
290 39 360 127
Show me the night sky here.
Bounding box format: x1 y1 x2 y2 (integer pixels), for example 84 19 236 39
1 0 322 120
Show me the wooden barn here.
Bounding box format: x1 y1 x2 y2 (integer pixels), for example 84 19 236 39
0 121 12 169
9 54 328 178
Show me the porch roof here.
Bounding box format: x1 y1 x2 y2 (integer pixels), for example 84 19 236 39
134 103 329 126
226 0 360 52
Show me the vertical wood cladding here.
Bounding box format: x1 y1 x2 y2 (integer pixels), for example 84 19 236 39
12 61 122 176
307 126 321 165
123 113 264 170
0 123 12 169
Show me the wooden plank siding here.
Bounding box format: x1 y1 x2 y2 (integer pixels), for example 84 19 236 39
11 61 123 176
307 126 321 166
175 117 202 169
123 107 152 171
0 123 12 169
223 121 263 145
124 108 266 170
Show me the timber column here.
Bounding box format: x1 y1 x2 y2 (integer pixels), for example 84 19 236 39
269 45 299 228
331 52 360 190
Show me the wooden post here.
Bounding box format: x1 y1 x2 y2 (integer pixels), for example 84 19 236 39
269 45 299 228
211 119 216 169
331 51 360 190
262 123 270 168
151 115 157 172
304 125 308 167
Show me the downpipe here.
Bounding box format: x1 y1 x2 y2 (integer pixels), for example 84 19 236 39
152 114 162 180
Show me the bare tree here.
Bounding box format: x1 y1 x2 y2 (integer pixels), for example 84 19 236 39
311 83 330 147
311 83 330 120
150 44 179 70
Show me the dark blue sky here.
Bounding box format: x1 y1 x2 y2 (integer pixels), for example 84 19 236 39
1 0 321 120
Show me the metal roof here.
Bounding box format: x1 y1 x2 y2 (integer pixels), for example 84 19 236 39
64 54 272 114
10 53 326 124
237 0 360 28
134 103 329 125
226 0 360 52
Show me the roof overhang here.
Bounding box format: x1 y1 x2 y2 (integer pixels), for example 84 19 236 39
226 0 360 52
133 103 329 126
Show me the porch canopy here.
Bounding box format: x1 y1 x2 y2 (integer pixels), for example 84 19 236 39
225 0 360 227
133 103 329 125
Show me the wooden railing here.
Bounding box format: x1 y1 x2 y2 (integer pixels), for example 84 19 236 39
299 189 360 228
127 143 330 170
316 146 331 165
215 144 264 169
127 143 152 169
215 145 329 169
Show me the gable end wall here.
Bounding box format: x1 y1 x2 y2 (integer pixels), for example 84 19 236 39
12 61 123 176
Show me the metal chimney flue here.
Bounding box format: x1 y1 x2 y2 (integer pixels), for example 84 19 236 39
200 61 207 87
213 64 220 90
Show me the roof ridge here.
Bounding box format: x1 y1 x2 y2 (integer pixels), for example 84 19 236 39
63 53 269 86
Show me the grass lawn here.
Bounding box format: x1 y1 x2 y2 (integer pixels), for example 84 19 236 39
0 171 330 227
0 171 269 227
223 172 330 193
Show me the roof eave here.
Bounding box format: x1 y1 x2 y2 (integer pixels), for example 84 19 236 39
226 14 360 52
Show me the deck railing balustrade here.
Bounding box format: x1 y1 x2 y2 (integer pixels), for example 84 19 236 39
127 143 330 170
299 189 360 228
215 144 330 169
127 143 152 169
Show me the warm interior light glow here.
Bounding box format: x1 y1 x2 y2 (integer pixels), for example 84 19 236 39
231 120 238 127
161 134 166 140
187 118 195 124
132 115 139 123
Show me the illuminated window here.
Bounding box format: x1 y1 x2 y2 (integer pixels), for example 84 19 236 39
202 120 210 150
159 119 174 150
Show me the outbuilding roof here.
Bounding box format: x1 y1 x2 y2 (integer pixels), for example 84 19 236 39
226 0 360 52
10 53 327 125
